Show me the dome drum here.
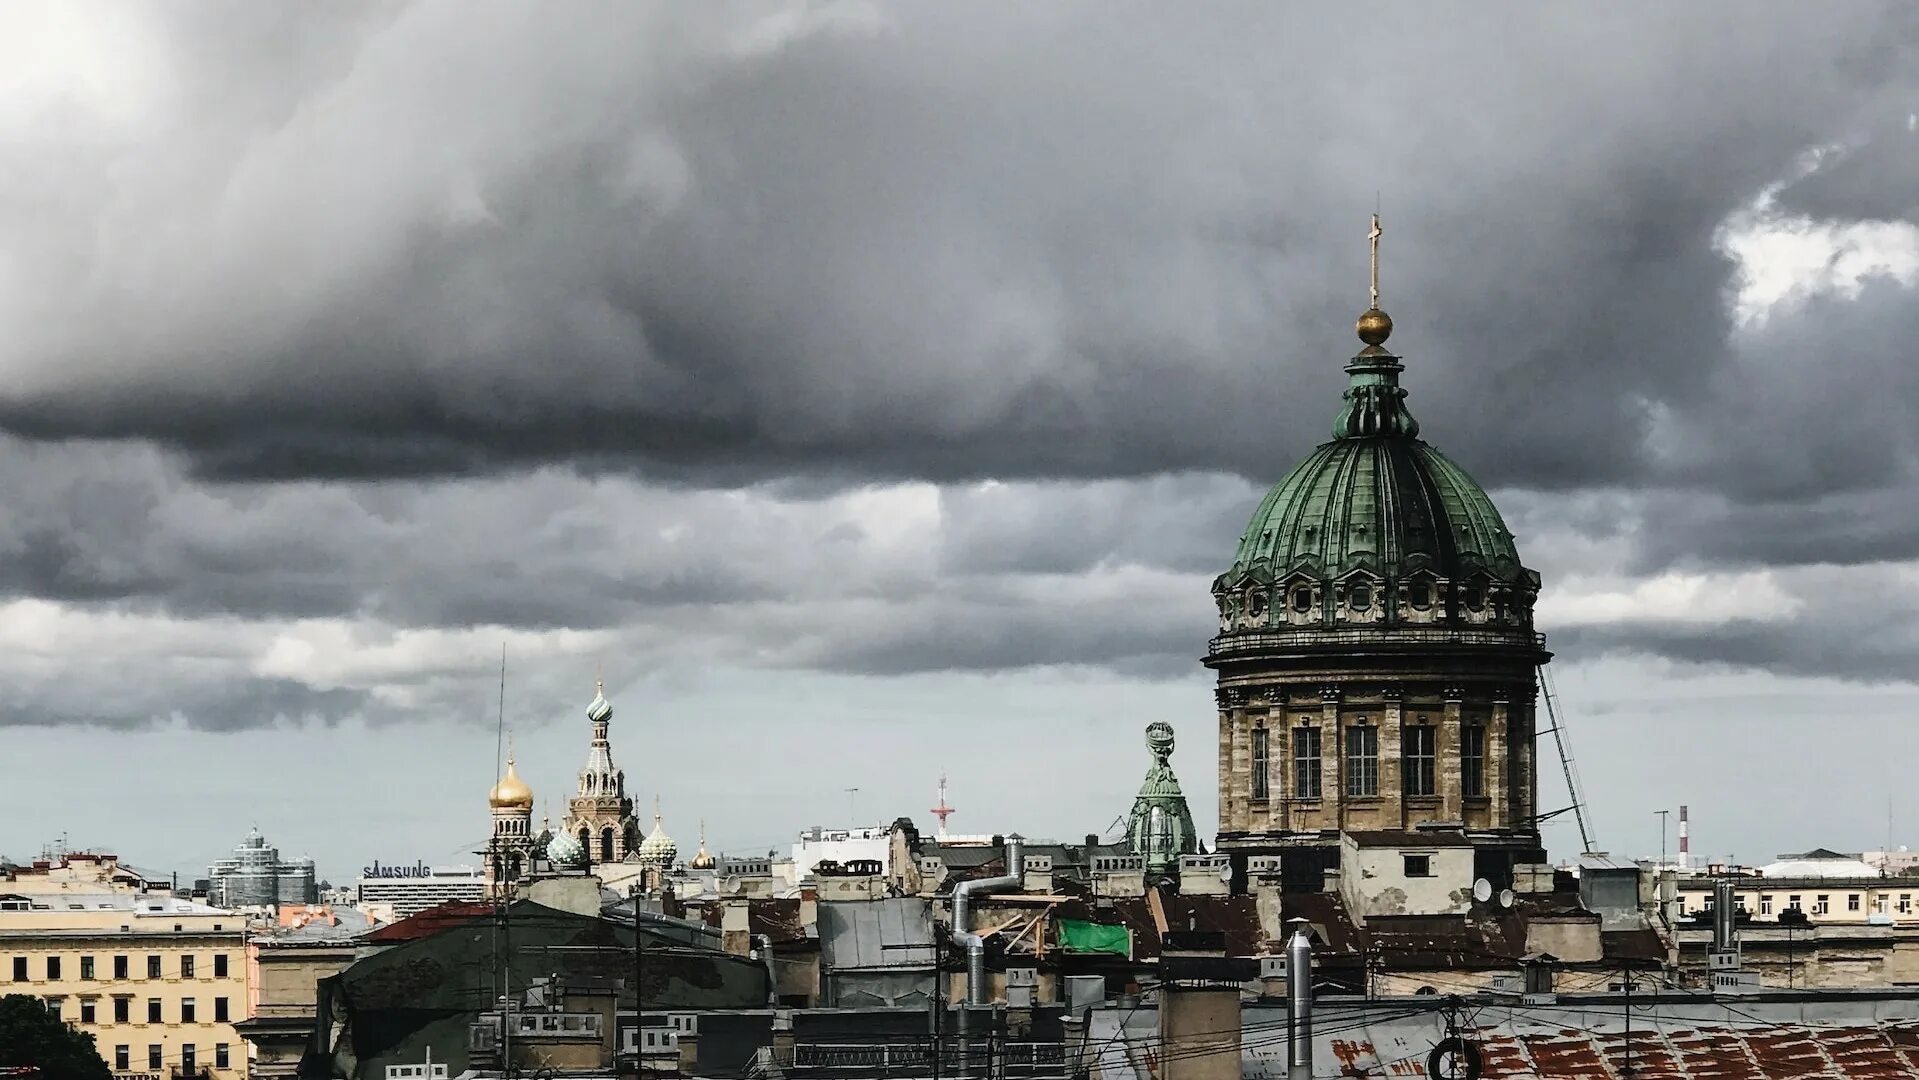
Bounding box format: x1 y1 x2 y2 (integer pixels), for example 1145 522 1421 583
1215 568 1539 640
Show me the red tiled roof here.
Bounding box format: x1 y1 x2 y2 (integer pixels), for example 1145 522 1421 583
359 899 495 943
1467 1023 1919 1080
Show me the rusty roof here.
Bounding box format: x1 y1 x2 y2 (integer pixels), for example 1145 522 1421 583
1471 1022 1919 1080
358 898 494 943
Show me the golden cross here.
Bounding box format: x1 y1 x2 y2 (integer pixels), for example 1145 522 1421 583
1368 214 1382 310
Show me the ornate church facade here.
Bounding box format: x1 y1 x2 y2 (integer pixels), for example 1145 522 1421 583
1204 218 1551 889
481 679 681 898
561 681 640 864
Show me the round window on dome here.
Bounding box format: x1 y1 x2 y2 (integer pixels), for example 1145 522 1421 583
1291 586 1313 613
1349 583 1372 611
1462 583 1485 611
1246 590 1267 618
1407 581 1432 609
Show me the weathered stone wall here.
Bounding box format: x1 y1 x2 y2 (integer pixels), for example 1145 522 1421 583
1214 677 1535 843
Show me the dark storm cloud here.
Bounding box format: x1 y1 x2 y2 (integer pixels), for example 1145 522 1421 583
5 2 1919 733
0 3 1910 498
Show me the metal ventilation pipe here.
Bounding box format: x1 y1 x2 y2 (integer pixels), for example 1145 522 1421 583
953 834 1025 1008
1286 929 1312 1080
1712 878 1736 953
752 933 778 1006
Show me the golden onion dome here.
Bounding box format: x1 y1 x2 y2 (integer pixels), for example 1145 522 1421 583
689 820 716 870
489 756 535 810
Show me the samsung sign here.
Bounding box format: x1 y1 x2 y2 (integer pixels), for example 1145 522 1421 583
361 860 432 879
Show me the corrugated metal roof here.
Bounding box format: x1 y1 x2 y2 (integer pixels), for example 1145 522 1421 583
818 897 934 971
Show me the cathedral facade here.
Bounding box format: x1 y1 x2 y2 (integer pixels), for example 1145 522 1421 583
1204 219 1551 889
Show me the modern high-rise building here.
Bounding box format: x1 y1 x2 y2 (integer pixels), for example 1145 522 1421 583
206 827 317 909
1204 218 1551 889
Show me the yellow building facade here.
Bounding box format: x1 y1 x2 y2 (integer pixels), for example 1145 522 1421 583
0 891 247 1080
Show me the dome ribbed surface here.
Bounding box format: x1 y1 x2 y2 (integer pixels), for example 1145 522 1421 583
1225 436 1521 586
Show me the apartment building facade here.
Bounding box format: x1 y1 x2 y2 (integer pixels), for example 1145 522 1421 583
0 891 247 1079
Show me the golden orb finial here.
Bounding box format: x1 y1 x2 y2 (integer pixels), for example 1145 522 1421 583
1357 307 1393 346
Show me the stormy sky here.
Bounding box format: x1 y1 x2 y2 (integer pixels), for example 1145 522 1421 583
4 2 1919 881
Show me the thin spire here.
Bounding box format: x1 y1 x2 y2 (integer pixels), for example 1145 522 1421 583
1369 213 1382 311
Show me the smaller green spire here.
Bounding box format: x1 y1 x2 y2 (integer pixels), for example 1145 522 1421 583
1126 722 1198 877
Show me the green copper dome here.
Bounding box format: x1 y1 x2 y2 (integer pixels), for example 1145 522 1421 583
1126 722 1198 877
1212 320 1539 635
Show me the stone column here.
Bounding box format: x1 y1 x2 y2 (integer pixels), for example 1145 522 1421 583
1216 696 1238 834
1380 688 1403 828
1487 697 1510 829
1439 687 1464 823
1319 687 1343 830
1514 691 1537 830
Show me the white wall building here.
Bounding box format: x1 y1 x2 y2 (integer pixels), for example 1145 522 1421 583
355 864 486 918
790 826 890 881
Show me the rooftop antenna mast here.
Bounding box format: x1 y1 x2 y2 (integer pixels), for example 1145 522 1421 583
930 774 956 840
1537 664 1595 854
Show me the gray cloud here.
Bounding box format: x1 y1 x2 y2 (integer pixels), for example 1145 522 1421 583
0 3 1918 738
0 4 1908 498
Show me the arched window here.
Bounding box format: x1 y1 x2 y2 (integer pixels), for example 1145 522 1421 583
505 854 521 881
578 828 592 863
602 827 616 862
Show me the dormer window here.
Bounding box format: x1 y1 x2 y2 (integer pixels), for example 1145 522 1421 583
1407 581 1431 609
1461 583 1485 612
1246 590 1267 618
1291 586 1313 613
1349 583 1373 611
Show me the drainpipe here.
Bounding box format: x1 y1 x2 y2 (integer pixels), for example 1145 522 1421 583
1286 930 1312 1080
952 834 1025 1021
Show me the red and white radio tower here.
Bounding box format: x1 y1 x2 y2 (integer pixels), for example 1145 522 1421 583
930 774 955 839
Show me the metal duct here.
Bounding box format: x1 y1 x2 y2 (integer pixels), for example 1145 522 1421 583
952 834 1025 1009
752 933 778 1007
1286 929 1312 1080
1712 878 1736 953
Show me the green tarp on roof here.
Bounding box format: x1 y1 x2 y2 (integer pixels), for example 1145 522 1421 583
1057 918 1131 958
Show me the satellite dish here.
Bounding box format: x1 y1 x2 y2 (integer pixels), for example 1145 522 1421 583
1498 889 1516 909
1472 878 1493 903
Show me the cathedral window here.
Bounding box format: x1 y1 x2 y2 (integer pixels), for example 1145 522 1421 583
1461 582 1485 612
1292 726 1322 800
1461 724 1486 798
1345 723 1378 797
1407 580 1432 609
1251 726 1269 800
1403 724 1436 797
1349 583 1372 611
1291 586 1313 613
602 827 616 862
